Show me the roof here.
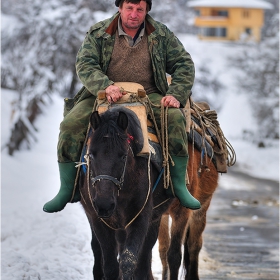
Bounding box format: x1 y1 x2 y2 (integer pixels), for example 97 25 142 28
187 0 273 9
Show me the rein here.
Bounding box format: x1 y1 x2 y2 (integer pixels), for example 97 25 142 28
146 100 173 191
82 144 152 231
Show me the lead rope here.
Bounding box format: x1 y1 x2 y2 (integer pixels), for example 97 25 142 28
146 99 172 191
161 105 175 193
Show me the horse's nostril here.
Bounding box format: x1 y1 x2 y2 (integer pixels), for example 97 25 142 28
108 203 115 212
93 199 115 218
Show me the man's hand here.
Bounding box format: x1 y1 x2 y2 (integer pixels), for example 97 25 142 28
105 85 126 103
161 96 180 108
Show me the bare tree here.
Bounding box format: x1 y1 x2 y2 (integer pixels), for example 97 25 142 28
1 0 105 155
229 14 279 142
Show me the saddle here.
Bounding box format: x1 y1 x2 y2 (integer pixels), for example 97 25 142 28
96 82 150 155
95 82 235 174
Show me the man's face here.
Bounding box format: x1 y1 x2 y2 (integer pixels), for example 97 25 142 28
119 1 147 31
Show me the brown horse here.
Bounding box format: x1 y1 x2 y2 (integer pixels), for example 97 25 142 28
158 145 219 280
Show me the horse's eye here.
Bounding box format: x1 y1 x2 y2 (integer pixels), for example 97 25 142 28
122 155 127 161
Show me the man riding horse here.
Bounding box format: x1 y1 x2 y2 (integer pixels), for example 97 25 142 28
43 0 201 213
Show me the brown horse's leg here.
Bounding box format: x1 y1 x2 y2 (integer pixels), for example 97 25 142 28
183 201 210 280
168 203 191 280
158 214 170 280
181 146 218 279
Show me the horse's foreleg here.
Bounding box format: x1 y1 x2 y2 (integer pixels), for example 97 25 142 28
167 224 184 279
91 231 104 280
158 214 170 280
120 214 150 280
184 207 208 280
134 219 163 280
101 242 120 280
167 206 189 280
86 214 106 280
119 247 138 280
93 224 120 280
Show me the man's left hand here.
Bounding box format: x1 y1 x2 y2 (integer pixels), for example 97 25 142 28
161 96 180 108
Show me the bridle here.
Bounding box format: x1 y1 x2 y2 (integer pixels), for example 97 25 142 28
87 133 134 194
88 145 129 195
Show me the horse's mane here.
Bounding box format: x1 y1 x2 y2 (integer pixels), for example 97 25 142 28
92 107 144 155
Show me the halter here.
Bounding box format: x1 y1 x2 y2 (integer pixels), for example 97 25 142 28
88 146 129 195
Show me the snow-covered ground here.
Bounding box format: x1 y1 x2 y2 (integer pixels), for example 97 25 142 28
1 34 278 279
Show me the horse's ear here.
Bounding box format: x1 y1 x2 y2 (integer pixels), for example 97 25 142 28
90 111 101 130
117 111 128 131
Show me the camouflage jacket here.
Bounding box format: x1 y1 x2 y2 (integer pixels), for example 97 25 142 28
75 12 195 107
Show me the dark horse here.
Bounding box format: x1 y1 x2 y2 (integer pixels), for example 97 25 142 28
78 107 173 279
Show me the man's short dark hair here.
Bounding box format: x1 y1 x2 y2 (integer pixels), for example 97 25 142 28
115 0 152 11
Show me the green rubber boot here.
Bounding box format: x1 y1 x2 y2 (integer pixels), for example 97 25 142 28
168 156 201 210
43 162 79 213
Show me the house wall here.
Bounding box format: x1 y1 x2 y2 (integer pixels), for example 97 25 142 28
194 7 264 41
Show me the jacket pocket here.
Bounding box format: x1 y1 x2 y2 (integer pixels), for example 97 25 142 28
63 98 75 117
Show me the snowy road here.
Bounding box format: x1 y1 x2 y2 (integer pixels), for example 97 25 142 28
197 168 279 280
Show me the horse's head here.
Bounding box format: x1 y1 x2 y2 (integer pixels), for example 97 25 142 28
86 107 144 218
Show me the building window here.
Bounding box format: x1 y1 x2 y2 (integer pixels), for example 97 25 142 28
202 27 214 36
211 10 228 17
195 10 200 16
216 27 227 37
218 10 228 17
245 28 251 35
243 10 250 18
201 27 227 37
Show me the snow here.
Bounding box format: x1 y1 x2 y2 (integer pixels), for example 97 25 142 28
187 0 273 9
0 13 20 34
1 33 278 279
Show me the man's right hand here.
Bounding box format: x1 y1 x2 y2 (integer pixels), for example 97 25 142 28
105 85 126 103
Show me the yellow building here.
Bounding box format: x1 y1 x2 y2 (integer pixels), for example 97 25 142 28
187 0 273 42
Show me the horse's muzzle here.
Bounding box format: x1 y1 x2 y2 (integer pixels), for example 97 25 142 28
93 199 116 218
